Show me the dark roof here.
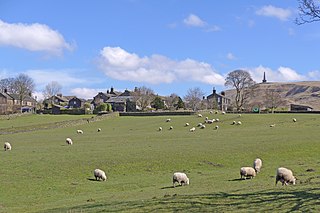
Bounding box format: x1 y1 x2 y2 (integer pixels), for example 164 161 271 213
7 94 36 102
106 96 134 103
119 89 136 96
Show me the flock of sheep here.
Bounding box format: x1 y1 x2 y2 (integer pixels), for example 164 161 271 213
2 113 298 188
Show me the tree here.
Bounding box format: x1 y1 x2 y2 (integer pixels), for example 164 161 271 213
42 81 62 99
134 86 155 111
165 93 179 110
264 88 285 113
12 74 35 109
0 78 15 93
175 96 185 109
296 0 320 24
225 70 255 111
183 87 204 111
151 96 165 110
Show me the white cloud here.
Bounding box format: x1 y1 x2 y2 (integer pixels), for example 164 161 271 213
70 88 106 100
0 19 72 55
256 5 292 21
183 14 206 27
227 53 236 60
249 65 307 82
206 25 221 32
98 46 225 85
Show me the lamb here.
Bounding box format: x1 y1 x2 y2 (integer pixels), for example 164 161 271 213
253 158 262 173
270 124 275 127
189 127 196 132
66 138 73 145
158 127 162 131
275 167 296 186
169 126 173 130
197 123 203 127
215 118 220 122
237 121 242 125
222 111 226 115
166 118 171 122
240 167 256 179
185 123 190 127
172 172 189 187
77 129 83 134
214 125 219 130
293 118 297 122
94 169 107 181
231 121 236 125
198 114 203 117
97 128 101 132
4 142 11 151
206 119 214 124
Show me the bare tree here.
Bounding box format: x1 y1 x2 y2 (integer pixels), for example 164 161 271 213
0 78 15 93
225 70 255 111
134 86 155 111
183 87 204 111
12 74 35 109
165 93 179 110
264 88 285 113
296 0 320 24
42 81 62 99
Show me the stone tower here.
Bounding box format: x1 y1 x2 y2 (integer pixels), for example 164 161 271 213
262 72 267 83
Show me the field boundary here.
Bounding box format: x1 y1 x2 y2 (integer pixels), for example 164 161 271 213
119 111 195 116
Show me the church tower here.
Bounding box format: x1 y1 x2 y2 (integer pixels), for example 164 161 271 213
262 72 267 83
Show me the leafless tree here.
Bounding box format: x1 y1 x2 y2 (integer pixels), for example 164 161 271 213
42 81 62 99
0 78 15 93
296 0 320 24
264 88 285 113
134 86 155 111
165 93 179 110
225 70 255 111
12 73 35 109
183 87 205 111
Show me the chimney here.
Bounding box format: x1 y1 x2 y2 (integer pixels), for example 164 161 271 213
212 87 216 94
4 88 7 93
57 93 62 97
107 90 109 94
110 87 114 93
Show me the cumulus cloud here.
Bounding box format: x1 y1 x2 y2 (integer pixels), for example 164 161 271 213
256 5 292 21
98 46 225 85
71 88 106 100
249 65 307 82
183 14 206 27
227 53 236 60
0 19 72 55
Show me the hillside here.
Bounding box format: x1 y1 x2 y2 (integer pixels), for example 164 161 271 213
224 81 320 111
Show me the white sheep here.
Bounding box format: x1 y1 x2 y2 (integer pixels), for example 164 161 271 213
185 123 190 127
198 114 203 117
293 118 297 122
253 158 262 173
215 118 220 122
205 117 209 120
158 127 163 131
214 125 219 130
166 118 171 122
197 123 203 127
200 124 206 129
209 110 213 114
222 111 226 115
206 119 214 124
169 126 173 130
237 121 242 125
172 172 189 187
270 124 275 127
232 121 236 125
240 167 256 179
77 129 84 134
97 128 101 132
189 127 196 132
94 169 107 181
276 167 296 186
66 138 73 145
4 142 11 151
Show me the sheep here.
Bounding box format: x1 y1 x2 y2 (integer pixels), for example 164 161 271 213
276 167 296 186
185 123 190 127
237 121 242 125
169 126 173 130
197 123 203 127
231 121 236 125
270 124 275 127
189 127 196 132
205 117 209 121
209 110 213 114
4 142 11 151
206 119 214 124
97 128 101 132
66 138 73 145
240 167 256 179
293 118 297 122
200 124 206 129
158 127 162 131
215 118 220 122
214 125 219 130
198 114 203 117
77 129 84 134
166 118 171 122
94 169 107 181
253 158 262 173
172 172 189 187
222 111 226 115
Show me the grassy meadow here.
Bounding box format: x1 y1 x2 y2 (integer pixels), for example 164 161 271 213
0 113 320 212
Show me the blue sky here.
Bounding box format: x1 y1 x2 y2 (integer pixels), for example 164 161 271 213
0 0 319 100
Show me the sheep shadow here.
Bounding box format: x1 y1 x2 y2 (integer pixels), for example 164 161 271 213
87 178 97 181
161 185 175 189
228 178 244 182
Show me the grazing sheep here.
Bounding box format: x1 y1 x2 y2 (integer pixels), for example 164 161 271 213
94 169 107 181
4 142 11 151
158 127 163 131
198 114 203 117
215 118 220 122
238 114 242 117
169 126 173 130
214 125 219 130
97 128 101 132
232 121 236 125
197 123 203 127
166 118 171 122
189 127 196 132
200 124 206 129
206 119 214 124
77 129 84 134
237 121 242 125
185 123 190 127
293 118 297 122
173 172 189 187
209 110 213 114
222 111 226 115
205 117 209 121
253 158 262 173
66 138 73 145
270 124 275 127
276 167 296 186
240 167 256 179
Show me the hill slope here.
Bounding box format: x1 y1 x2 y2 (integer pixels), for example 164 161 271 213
225 81 320 110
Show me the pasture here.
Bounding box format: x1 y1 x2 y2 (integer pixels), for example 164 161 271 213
0 113 320 212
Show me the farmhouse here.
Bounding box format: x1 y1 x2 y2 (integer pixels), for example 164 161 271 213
206 87 230 111
0 89 36 114
106 89 137 112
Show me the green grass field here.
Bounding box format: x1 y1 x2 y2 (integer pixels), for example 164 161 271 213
0 113 320 212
